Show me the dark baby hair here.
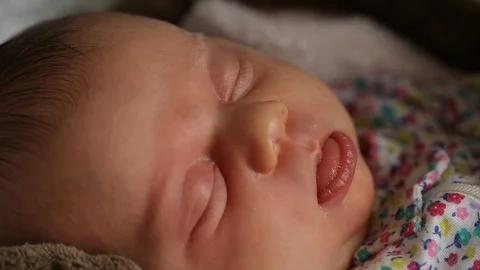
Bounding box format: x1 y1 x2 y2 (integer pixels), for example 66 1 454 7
0 15 92 183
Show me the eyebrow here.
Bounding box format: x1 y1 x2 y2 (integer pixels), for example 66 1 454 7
192 33 208 67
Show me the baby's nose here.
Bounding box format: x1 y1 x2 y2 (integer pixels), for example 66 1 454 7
216 100 288 174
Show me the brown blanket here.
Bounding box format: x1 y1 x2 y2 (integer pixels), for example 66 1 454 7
0 243 140 270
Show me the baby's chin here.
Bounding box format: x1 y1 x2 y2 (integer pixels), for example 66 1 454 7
334 156 373 269
337 222 369 269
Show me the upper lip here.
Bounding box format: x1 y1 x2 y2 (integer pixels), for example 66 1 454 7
313 133 331 187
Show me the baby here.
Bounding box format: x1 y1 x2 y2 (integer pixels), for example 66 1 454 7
0 12 478 270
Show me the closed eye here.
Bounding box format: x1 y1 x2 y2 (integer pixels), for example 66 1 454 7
207 41 254 103
227 56 254 103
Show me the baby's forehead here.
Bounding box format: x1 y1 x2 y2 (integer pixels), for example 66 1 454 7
69 14 208 70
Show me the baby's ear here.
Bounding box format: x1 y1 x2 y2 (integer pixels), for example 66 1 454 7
111 0 194 24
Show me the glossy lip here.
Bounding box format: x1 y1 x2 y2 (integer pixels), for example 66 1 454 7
315 132 357 204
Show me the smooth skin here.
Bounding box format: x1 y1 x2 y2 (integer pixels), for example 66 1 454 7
5 13 374 270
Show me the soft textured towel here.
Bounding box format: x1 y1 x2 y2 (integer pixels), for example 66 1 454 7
0 243 140 270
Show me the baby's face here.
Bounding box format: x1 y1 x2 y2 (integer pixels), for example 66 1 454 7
25 14 373 270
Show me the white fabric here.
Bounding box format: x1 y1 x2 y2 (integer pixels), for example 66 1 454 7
182 0 457 83
0 0 114 42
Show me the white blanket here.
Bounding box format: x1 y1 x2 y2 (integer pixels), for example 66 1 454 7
0 0 114 42
182 0 455 83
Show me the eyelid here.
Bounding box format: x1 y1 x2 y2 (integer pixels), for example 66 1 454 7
207 43 254 103
228 56 254 103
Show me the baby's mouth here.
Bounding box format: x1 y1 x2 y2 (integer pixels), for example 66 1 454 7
315 132 357 204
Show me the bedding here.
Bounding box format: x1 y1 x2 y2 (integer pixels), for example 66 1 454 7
0 243 140 270
338 75 480 269
182 0 457 83
0 0 114 42
236 0 480 72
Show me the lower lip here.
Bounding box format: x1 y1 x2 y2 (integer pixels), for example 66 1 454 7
316 132 357 204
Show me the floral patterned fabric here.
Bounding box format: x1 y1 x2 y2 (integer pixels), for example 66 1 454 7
331 76 480 269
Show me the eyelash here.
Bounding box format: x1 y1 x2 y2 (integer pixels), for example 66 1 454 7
226 57 254 103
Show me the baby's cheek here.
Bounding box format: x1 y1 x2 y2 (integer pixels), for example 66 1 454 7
343 157 374 237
